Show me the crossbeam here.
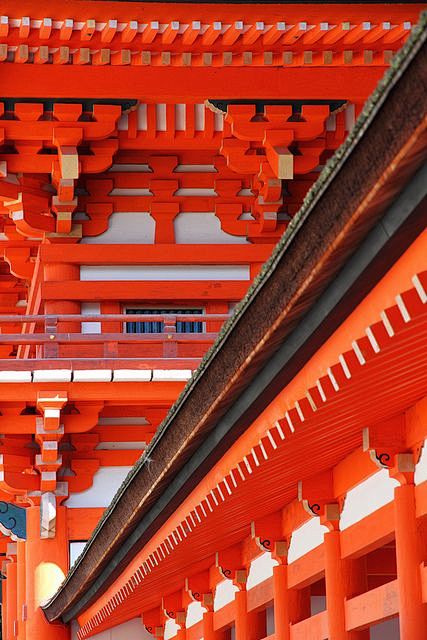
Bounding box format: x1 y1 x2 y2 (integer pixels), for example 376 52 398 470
0 65 385 102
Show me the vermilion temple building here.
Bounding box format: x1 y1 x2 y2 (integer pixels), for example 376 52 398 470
0 1 425 639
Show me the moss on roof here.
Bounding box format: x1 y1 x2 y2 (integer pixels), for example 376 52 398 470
46 8 427 608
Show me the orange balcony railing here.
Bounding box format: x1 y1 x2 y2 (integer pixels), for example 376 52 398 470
0 313 230 370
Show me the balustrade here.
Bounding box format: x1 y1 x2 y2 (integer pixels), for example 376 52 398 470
0 313 230 368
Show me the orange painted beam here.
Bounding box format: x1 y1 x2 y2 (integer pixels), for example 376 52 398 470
340 503 394 560
0 64 386 102
290 610 328 640
0 1 420 23
0 381 185 403
345 580 398 631
41 280 250 301
94 425 155 442
288 545 324 590
67 508 105 540
333 448 378 498
248 576 274 611
40 244 274 265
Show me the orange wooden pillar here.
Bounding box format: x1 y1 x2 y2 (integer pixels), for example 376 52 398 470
175 611 187 640
25 505 69 640
16 542 25 640
393 464 427 639
324 528 348 640
234 589 248 640
273 563 290 640
323 507 368 640
2 559 8 640
5 553 17 640
43 263 80 357
202 609 217 640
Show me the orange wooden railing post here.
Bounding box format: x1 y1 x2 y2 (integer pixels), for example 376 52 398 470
16 541 26 640
273 563 290 640
25 504 69 640
5 549 17 640
392 454 427 640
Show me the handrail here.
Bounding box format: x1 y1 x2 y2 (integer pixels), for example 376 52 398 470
0 313 230 359
0 314 231 324
0 333 218 345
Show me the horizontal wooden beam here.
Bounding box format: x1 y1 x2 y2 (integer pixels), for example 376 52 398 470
290 610 328 640
0 65 384 102
340 502 394 559
0 358 201 371
345 579 399 631
39 244 274 265
67 508 105 541
0 381 185 403
41 280 249 301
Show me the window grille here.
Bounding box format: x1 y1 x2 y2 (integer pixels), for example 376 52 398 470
125 309 203 334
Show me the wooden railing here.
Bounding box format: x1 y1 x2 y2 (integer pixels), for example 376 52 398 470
0 313 230 364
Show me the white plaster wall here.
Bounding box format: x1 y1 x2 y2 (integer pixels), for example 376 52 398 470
81 210 251 244
164 619 180 639
186 601 204 627
288 517 328 563
69 541 87 567
65 466 133 508
81 212 155 244
415 440 427 485
214 579 238 610
340 470 399 530
174 212 249 244
246 552 277 589
71 618 151 640
80 265 250 282
81 302 101 334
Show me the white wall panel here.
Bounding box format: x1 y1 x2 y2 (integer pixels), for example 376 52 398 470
81 302 101 334
340 470 399 530
65 467 133 508
214 579 238 611
81 212 155 244
71 618 151 640
415 439 427 485
288 517 328 563
80 264 250 281
174 212 249 244
247 552 277 589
